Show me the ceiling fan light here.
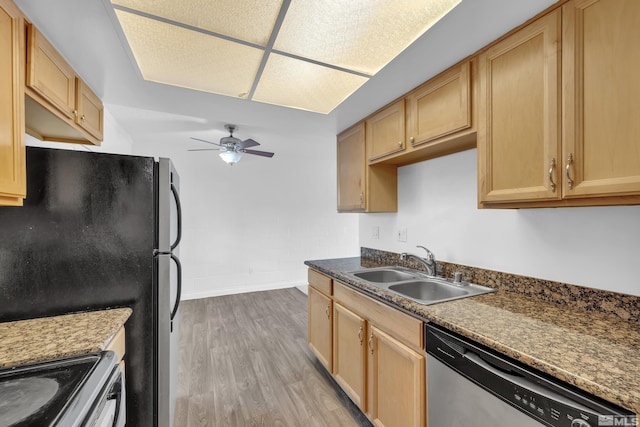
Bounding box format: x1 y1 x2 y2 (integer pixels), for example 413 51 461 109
219 150 242 165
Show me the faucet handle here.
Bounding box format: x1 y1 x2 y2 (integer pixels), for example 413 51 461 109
416 245 435 260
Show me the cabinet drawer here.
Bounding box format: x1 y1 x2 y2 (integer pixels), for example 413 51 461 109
105 326 126 363
308 269 332 296
334 281 423 351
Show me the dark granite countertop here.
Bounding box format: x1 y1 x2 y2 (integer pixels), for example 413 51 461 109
305 257 640 416
0 308 132 368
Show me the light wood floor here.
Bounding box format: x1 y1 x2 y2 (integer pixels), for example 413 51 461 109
174 287 372 427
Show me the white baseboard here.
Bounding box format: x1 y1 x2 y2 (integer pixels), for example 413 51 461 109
182 281 308 301
295 285 308 295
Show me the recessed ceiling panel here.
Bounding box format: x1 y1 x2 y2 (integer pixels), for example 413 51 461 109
114 10 263 98
253 54 369 114
112 0 282 46
273 0 462 75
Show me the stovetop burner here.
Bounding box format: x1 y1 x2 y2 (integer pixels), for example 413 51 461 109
0 353 109 427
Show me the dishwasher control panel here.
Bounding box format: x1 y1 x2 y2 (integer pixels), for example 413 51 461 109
425 324 635 427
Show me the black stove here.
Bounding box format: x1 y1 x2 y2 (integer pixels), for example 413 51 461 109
0 351 122 427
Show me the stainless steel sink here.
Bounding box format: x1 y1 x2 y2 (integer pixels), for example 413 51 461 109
345 267 496 305
351 268 417 283
389 280 470 301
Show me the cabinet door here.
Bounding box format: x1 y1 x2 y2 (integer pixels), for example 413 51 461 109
76 79 104 141
478 10 561 204
308 286 332 371
366 99 406 162
367 326 425 427
562 0 640 198
0 0 25 206
337 123 366 212
26 24 76 120
106 325 127 376
333 303 366 410
407 61 471 147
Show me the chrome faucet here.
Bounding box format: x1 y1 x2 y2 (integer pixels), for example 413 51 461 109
400 245 437 276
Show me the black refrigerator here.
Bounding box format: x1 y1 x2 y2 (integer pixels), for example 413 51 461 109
0 147 182 427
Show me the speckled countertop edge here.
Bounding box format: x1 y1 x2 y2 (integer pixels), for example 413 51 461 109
305 257 640 416
0 307 132 368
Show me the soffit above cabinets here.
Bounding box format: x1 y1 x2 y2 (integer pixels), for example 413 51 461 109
110 0 461 114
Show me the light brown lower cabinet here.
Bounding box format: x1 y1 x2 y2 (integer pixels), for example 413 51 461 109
367 326 425 427
308 271 426 427
106 325 126 376
308 284 333 371
333 302 367 409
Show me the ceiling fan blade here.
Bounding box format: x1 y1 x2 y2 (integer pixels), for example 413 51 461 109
190 137 223 146
188 148 223 151
237 138 260 149
242 149 274 158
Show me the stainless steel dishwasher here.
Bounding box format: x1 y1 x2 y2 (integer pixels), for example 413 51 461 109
425 324 635 427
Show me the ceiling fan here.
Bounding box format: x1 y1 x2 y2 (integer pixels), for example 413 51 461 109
189 124 275 165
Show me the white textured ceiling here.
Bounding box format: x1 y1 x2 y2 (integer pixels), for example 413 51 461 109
111 0 462 114
14 0 557 147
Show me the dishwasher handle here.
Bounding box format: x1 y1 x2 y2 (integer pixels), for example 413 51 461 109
463 351 595 414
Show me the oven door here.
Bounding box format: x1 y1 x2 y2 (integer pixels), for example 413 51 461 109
0 351 123 426
86 365 126 427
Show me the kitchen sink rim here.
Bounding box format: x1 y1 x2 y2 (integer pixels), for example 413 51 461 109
344 266 496 305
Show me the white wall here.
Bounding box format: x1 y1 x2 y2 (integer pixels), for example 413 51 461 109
132 130 359 300
25 108 134 154
360 149 640 297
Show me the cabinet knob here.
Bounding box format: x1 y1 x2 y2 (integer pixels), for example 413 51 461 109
566 153 574 190
358 326 363 345
325 304 330 319
80 115 86 121
368 333 374 354
359 192 363 206
73 110 78 117
548 158 556 193
397 141 403 148
410 136 415 144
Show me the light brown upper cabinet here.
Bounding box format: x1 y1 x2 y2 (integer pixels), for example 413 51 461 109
337 123 366 211
407 60 472 149
0 0 26 206
366 99 406 162
338 60 477 213
26 24 76 120
76 79 104 140
25 24 103 145
477 10 561 205
479 0 640 208
337 122 397 213
561 0 640 201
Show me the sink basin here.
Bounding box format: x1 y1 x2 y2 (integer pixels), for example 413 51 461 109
346 266 496 305
389 281 469 302
351 268 416 283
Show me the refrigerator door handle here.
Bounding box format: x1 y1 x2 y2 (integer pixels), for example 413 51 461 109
170 183 182 251
170 253 182 322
